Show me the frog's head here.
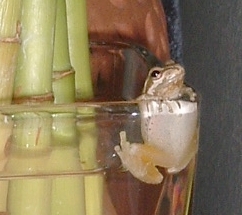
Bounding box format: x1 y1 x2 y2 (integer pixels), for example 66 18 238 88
142 61 185 99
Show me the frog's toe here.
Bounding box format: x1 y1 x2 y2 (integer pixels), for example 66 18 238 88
117 163 127 172
119 131 131 150
137 163 163 184
114 145 121 152
115 131 164 184
167 162 188 174
167 166 180 174
114 145 163 184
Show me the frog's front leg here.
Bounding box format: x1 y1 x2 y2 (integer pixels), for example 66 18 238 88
114 131 163 184
114 131 175 184
181 86 196 101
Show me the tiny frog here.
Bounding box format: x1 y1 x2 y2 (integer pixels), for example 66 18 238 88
114 61 198 184
138 60 196 101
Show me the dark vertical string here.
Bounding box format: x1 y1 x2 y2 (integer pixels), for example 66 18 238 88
162 0 183 64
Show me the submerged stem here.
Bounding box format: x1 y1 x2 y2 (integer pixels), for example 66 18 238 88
78 108 104 215
6 112 53 215
0 0 22 212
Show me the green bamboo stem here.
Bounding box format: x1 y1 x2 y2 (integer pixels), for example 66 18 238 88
0 0 21 104
65 1 103 214
7 124 52 214
78 109 104 215
6 112 53 215
51 0 85 214
3 113 52 214
53 70 75 104
50 116 86 215
0 1 22 212
7 179 52 214
0 43 19 104
52 0 75 104
7 1 57 214
0 115 13 213
66 0 93 100
13 0 56 103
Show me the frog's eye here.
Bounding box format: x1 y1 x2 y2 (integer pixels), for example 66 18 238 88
150 70 162 80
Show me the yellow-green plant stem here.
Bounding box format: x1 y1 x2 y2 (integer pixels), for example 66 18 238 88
66 1 103 213
0 115 13 212
78 108 104 215
66 0 93 100
13 0 57 101
0 43 19 104
7 1 57 214
51 0 85 214
7 179 52 214
0 0 22 212
0 0 21 104
52 0 75 104
53 70 75 104
6 112 53 215
51 114 86 215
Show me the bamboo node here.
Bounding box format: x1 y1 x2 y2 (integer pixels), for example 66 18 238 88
53 68 75 81
0 21 21 44
13 93 54 104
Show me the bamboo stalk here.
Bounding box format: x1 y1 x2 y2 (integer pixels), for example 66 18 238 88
78 109 104 215
0 115 13 213
6 1 57 214
65 1 103 214
66 0 93 100
50 114 86 215
1 1 101 214
0 0 22 212
6 112 53 215
0 43 19 104
51 0 85 214
52 0 75 104
13 0 56 103
0 0 21 104
7 179 52 214
53 70 75 104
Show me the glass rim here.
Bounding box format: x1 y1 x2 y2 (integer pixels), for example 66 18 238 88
89 40 163 64
0 101 135 114
0 98 199 116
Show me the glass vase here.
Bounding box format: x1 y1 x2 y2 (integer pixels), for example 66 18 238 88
0 42 200 215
